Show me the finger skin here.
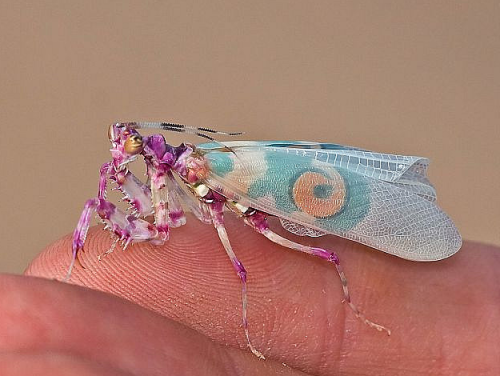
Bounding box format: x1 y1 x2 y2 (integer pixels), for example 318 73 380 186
0 274 303 376
26 215 500 375
0 352 133 376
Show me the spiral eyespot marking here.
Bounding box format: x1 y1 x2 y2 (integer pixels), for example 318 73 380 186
292 171 346 218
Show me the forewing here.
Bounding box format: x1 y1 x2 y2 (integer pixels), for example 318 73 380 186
201 146 461 261
199 141 437 201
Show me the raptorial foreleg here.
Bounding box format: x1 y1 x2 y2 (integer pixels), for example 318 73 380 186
99 165 155 259
68 164 158 280
113 169 154 218
67 198 161 281
68 162 113 279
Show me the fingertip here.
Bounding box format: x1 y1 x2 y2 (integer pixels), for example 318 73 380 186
25 217 382 370
24 214 500 374
0 274 304 376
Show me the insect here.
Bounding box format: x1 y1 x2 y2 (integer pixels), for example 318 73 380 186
68 121 462 359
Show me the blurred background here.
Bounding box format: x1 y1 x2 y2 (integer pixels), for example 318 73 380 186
1 1 498 273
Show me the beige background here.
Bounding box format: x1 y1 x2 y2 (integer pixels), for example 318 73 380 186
1 1 499 273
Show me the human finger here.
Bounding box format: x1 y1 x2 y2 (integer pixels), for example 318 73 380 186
26 216 500 375
0 274 304 376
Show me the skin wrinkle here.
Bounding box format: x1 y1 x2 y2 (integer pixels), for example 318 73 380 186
294 250 342 374
325 241 368 375
225 347 309 376
0 351 134 376
259 245 344 374
218 347 247 376
434 339 448 376
313 303 334 375
325 282 346 376
315 244 376 374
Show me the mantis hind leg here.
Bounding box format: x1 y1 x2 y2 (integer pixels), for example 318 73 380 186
208 202 266 359
244 211 391 335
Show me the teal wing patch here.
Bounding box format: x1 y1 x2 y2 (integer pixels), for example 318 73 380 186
201 143 461 261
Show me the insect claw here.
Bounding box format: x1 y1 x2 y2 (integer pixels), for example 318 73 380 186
75 251 85 269
123 238 132 250
249 346 266 360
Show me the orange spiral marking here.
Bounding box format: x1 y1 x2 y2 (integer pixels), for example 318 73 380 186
292 171 346 218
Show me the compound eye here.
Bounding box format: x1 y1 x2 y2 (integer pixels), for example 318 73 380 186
124 134 144 155
108 124 116 141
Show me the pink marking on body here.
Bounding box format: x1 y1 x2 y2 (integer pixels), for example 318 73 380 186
211 191 226 201
245 211 269 233
144 134 168 160
233 259 247 282
114 169 127 185
115 172 153 217
96 199 117 220
171 145 195 180
156 223 169 233
209 201 225 224
169 210 185 226
184 155 209 184
131 199 143 213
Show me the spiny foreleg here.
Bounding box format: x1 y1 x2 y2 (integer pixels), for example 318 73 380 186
112 169 154 218
67 198 161 281
67 162 160 280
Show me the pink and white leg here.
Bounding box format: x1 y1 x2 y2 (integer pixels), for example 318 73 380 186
102 168 157 259
67 198 162 280
69 162 159 281
166 172 212 224
208 202 265 359
113 169 154 218
147 168 187 243
245 212 391 335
